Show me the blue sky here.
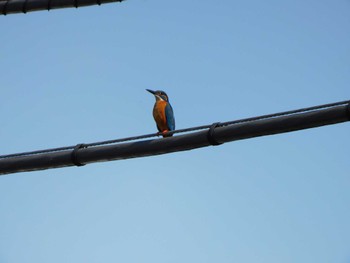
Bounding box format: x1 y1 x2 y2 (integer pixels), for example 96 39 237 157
0 1 350 262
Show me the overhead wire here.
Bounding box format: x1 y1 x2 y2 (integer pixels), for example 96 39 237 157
0 99 348 160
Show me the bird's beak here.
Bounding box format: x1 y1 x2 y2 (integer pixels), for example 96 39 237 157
146 89 156 95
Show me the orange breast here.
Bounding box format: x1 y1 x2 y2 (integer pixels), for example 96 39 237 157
153 101 168 131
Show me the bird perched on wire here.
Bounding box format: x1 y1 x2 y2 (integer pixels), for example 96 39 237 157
146 89 175 137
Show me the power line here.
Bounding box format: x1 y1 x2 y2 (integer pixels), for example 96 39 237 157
0 0 124 15
0 100 349 175
1 99 349 160
1 99 348 160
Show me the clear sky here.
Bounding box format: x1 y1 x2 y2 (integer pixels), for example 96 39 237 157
0 1 350 262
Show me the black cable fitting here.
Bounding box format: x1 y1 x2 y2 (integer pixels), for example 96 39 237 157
347 103 350 120
22 0 28 13
47 0 52 10
74 0 78 8
71 144 86 167
2 0 9 15
207 122 222 146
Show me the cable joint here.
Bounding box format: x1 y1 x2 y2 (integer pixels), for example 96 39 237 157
71 143 86 167
207 122 222 146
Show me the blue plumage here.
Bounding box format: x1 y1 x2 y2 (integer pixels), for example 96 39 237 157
165 103 175 131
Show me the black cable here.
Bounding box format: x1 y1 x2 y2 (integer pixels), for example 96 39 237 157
2 0 9 15
22 0 28 13
1 0 125 15
0 146 75 159
0 100 348 159
169 100 350 135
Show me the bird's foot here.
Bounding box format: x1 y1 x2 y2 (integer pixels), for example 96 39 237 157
157 130 170 137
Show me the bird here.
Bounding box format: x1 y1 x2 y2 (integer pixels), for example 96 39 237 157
146 89 175 137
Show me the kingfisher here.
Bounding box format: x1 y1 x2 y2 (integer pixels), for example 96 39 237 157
146 89 175 137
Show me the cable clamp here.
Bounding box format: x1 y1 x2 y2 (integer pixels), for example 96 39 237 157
71 143 86 167
2 0 9 15
22 0 28 13
207 122 222 146
47 0 52 10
